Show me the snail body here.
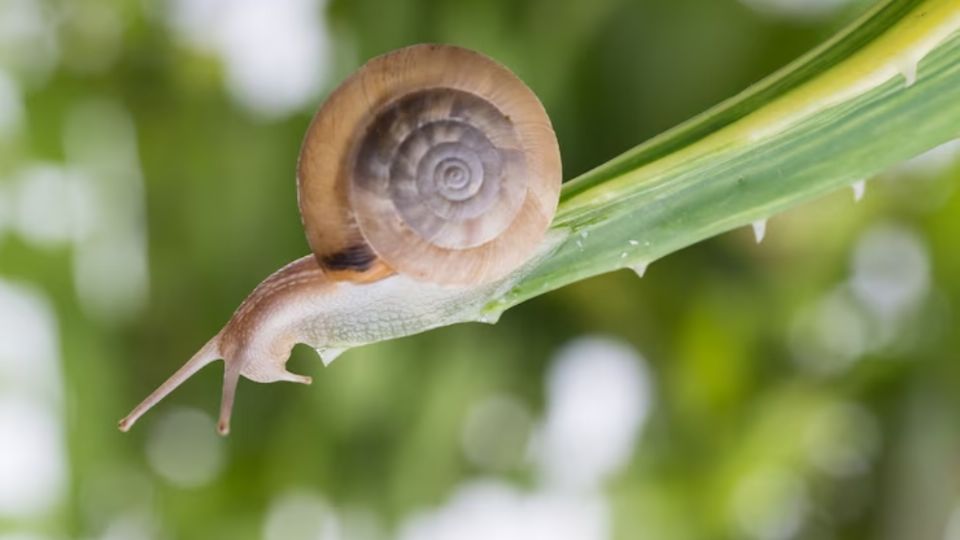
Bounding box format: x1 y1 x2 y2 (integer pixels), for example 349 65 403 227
119 44 561 435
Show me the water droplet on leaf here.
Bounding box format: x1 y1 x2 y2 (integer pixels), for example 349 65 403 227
896 57 918 87
752 219 767 244
851 180 866 202
316 348 345 366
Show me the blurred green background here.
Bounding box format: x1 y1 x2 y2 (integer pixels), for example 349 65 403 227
2 0 960 539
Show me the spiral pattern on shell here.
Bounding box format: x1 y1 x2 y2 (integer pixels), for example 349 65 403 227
353 88 528 250
297 44 561 285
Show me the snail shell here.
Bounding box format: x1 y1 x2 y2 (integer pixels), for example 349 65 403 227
298 44 561 285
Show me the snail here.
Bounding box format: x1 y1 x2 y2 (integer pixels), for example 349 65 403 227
118 44 561 435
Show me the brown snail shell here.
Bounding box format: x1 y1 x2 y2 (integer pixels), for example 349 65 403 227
297 44 562 285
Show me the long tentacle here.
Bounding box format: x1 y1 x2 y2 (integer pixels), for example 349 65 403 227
118 334 222 432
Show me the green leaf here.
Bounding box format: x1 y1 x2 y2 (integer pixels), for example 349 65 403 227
491 0 960 313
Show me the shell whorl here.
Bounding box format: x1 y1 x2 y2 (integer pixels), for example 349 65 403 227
298 44 561 285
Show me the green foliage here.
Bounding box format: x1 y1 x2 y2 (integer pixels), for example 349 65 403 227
500 0 960 310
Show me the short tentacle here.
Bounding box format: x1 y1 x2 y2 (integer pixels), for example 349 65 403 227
277 370 313 385
217 362 242 435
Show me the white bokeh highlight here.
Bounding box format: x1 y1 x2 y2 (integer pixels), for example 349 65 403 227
789 286 869 375
63 99 150 323
849 223 929 322
0 281 66 519
791 223 931 373
732 467 809 540
401 335 652 540
893 139 960 178
166 0 331 118
5 100 150 324
97 510 156 540
0 396 67 517
945 504 960 540
263 490 342 540
12 164 87 248
145 407 225 489
738 0 855 20
461 394 533 472
536 336 652 490
399 480 608 540
0 0 60 84
0 280 63 400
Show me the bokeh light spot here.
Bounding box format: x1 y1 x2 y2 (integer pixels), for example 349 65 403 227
738 0 855 21
145 407 225 489
461 394 533 472
732 467 809 540
398 481 608 540
13 164 83 249
0 0 60 84
804 401 880 478
262 490 342 540
790 287 868 375
166 0 330 118
0 395 66 517
536 336 652 489
0 280 62 399
849 223 930 321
